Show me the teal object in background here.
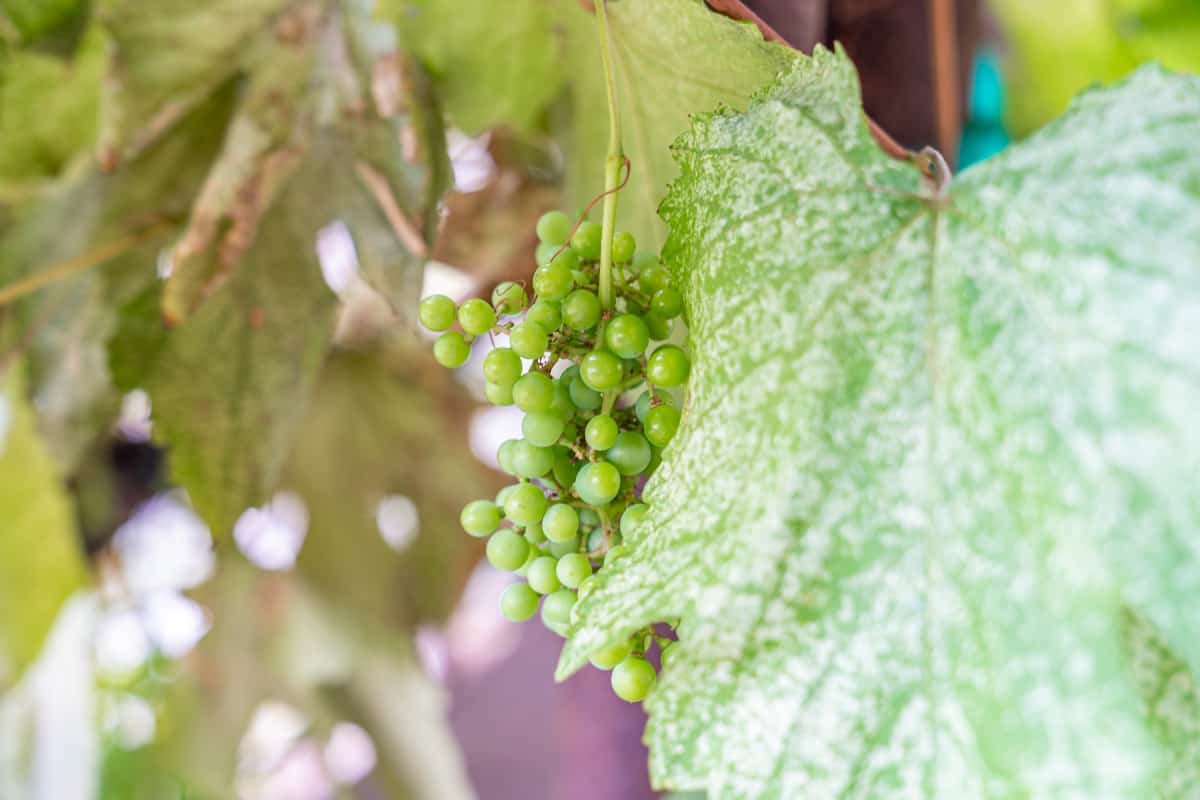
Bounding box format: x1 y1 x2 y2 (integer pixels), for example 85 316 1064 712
959 49 1011 169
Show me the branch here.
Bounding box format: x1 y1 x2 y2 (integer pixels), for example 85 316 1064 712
929 0 961 162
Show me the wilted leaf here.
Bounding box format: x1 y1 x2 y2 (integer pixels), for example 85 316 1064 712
561 50 1200 797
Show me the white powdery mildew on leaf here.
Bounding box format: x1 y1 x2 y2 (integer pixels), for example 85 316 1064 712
560 46 1200 798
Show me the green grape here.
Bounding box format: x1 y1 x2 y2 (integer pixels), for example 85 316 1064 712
635 391 653 424
495 483 519 508
536 210 572 245
485 382 514 406
524 521 547 544
522 411 564 448
574 461 621 505
503 483 547 526
550 379 576 420
500 582 539 622
589 640 631 671
556 553 592 588
548 537 579 559
611 655 656 702
646 345 690 388
604 314 650 359
638 264 671 296
579 508 600 527
659 642 677 669
460 500 501 537
644 312 673 341
585 527 606 552
644 404 681 447
650 287 683 319
492 281 527 316
606 430 652 476
486 529 530 572
526 556 562 594
536 241 559 268
631 250 657 274
562 289 601 331
457 298 497 336
509 322 548 359
418 294 456 331
526 299 562 332
483 347 522 386
532 263 574 301
580 351 623 391
513 371 555 413
541 589 576 626
620 503 648 536
542 503 579 543
569 375 602 410
571 221 603 260
496 439 520 476
612 231 636 262
585 414 619 451
550 246 581 272
515 544 540 574
552 447 580 487
510 440 554 479
433 331 471 368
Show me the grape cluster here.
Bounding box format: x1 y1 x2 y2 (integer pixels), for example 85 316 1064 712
419 210 687 703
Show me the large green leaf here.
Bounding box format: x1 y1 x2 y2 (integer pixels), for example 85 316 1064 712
0 364 87 681
560 49 1200 797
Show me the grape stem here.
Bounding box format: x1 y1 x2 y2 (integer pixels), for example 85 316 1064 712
593 0 623 312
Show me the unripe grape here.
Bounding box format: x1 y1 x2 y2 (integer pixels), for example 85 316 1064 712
644 312 673 341
536 210 572 246
486 529 530 572
620 503 648 536
562 289 601 331
556 553 591 589
612 231 636 263
548 537 580 559
552 447 580 487
527 556 562 594
526 299 563 332
644 404 681 447
611 655 656 702
522 411 564 448
631 250 657 274
541 589 576 626
460 500 501 537
549 247 580 271
503 483 547 526
635 391 653 424
510 440 554 478
638 265 671 296
580 350 623 391
571 221 603 260
589 640 631 671
495 483 519 508
491 281 527 316
646 345 690 388
485 382 514 405
457 298 497 335
433 331 471 368
606 431 652 476
604 314 650 358
532 263 574 301
579 508 600 527
535 241 559 268
418 294 456 331
483 347 522 386
574 461 621 505
585 526 606 552
542 503 579 543
500 582 539 621
509 322 548 359
569 375 602 410
585 414 619 451
524 522 546 544
513 371 555 413
496 439 520 476
549 378 576 420
650 287 683 319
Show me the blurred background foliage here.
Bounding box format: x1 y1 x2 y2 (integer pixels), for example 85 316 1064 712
0 0 1194 797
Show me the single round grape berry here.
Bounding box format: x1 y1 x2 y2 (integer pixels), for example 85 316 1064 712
536 241 559 268
509 322 548 359
612 231 636 263
433 331 471 368
485 382 514 406
580 350 623 391
500 582 539 622
556 553 591 589
569 375 602 410
542 503 579 543
526 299 562 332
606 430 652 476
635 391 653 424
589 640 631 671
638 265 671 296
510 440 554 479
611 655 656 702
418 294 456 331
532 263 574 302
496 439 520 476
483 347 522 386
650 287 683 319
604 314 650 359
646 345 690 388
552 447 580 487
486 529 530 572
571 221 603 260
644 312 673 341
503 483 547 526
631 250 657 274
574 461 621 505
549 379 576 420
460 500 500 537
644 404 681 447
541 589 576 626
524 522 546 544
585 526 606 552
562 289 601 331
547 537 579 559
491 281 527 316
513 371 555 413
579 508 600 526
527 556 562 594
620 503 648 536
585 414 619 451
522 411 564 448
536 210 572 246
457 298 497 336
659 642 677 669
549 246 580 271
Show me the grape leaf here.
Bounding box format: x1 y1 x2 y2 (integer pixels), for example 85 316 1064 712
560 49 1200 797
1 0 85 40
0 364 88 682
